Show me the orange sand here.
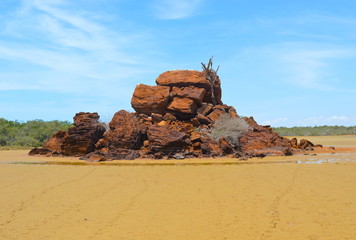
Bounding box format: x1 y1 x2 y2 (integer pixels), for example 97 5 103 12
0 136 356 239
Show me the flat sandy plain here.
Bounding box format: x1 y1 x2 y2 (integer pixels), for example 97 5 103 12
0 136 355 240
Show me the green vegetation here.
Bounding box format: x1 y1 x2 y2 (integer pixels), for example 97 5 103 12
0 118 72 149
273 126 356 136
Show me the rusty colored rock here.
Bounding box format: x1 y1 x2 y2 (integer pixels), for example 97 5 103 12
151 113 163 123
201 136 222 157
171 86 206 105
207 107 226 122
290 138 298 148
190 132 202 142
156 70 222 104
167 97 197 115
219 138 234 155
197 103 214 116
163 113 177 121
62 112 106 156
147 125 189 153
28 148 52 155
86 154 107 162
299 139 315 150
105 110 143 150
239 129 291 157
43 130 68 153
131 84 170 115
191 118 200 127
196 113 212 125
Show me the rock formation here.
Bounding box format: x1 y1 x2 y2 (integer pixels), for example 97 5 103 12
30 69 319 160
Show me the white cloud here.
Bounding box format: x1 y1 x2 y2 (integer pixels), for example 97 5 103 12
0 0 156 95
153 0 203 20
262 118 288 126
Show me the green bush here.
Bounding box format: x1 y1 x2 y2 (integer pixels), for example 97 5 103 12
0 118 72 147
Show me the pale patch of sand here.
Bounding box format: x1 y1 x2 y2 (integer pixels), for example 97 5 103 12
0 136 356 239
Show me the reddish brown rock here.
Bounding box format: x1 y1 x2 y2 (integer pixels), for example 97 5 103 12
171 86 206 105
105 110 143 150
201 136 222 157
190 132 202 142
151 113 163 123
299 139 315 150
219 138 234 155
163 113 177 121
239 129 291 157
147 125 189 153
86 154 107 162
156 70 222 104
197 103 214 116
290 138 298 148
196 113 212 125
131 84 170 115
167 97 197 115
207 107 226 122
62 112 106 156
43 130 68 153
29 148 52 155
191 118 200 126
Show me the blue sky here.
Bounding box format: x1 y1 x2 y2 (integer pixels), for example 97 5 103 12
0 0 355 127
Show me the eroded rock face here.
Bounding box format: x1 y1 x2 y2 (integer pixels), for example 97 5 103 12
171 86 206 105
62 112 106 156
156 70 222 104
147 125 189 153
239 120 292 157
105 110 143 149
43 130 68 153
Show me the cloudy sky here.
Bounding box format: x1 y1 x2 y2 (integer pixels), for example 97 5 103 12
1 0 355 127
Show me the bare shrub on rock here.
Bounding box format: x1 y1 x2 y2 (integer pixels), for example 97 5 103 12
207 114 250 147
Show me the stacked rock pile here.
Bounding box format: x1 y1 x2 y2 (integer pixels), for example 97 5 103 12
30 70 319 161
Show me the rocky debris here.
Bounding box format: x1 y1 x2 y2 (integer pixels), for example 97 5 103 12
239 118 292 157
29 147 52 156
85 154 107 162
30 68 322 160
298 139 315 150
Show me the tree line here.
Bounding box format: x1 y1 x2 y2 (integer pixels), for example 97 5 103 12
273 125 356 136
0 118 72 148
1 118 355 148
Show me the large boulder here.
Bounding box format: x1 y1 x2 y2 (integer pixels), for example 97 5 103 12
62 112 106 156
131 84 170 115
147 125 189 153
171 86 206 105
156 70 222 104
167 97 197 115
104 110 143 150
43 130 68 153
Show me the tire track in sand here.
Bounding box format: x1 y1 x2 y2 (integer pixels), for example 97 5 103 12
0 167 97 227
87 179 150 240
260 164 301 240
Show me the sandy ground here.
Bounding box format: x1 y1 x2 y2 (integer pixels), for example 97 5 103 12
0 136 356 240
